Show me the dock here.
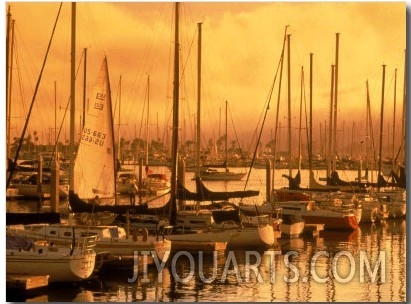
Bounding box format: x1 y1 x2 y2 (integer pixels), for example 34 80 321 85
7 274 49 291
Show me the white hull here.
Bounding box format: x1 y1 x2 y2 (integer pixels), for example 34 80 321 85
6 239 96 282
238 225 275 247
7 224 171 264
167 224 276 248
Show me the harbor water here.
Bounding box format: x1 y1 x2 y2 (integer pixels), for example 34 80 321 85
5 168 407 302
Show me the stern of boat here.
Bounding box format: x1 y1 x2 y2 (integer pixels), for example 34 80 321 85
153 239 172 264
258 224 276 246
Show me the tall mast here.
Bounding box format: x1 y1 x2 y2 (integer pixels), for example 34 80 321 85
69 2 76 195
118 75 122 165
225 100 228 172
392 68 397 166
7 16 15 160
309 53 313 174
401 49 406 162
146 74 150 167
6 8 11 155
54 81 57 147
287 34 292 177
327 64 334 178
271 25 288 189
170 2 180 226
196 22 202 177
365 81 369 166
378 64 386 176
332 33 340 172
298 66 304 172
105 57 117 200
82 48 87 129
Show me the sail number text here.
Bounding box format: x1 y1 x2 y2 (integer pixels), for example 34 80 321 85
81 128 106 146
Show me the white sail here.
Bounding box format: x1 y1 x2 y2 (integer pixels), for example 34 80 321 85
73 58 115 199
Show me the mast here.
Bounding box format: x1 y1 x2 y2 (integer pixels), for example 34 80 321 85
170 2 180 226
145 74 150 167
118 75 122 166
196 22 202 177
6 8 11 159
309 53 313 174
365 82 369 166
54 81 57 148
6 7 11 114
225 100 228 172
327 65 334 178
332 33 340 172
69 2 76 196
378 64 386 176
271 25 288 189
6 15 15 161
105 57 117 200
298 66 304 172
82 48 87 129
401 49 406 163
287 34 292 177
392 68 397 168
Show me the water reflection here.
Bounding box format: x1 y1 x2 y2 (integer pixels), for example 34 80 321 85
9 219 406 302
6 193 406 302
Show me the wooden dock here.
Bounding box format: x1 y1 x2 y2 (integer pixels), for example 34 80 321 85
6 274 49 291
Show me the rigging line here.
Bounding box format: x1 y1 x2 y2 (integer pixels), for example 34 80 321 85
135 84 148 163
48 48 91 169
179 22 197 87
112 74 121 121
303 64 309 168
14 41 28 120
271 26 288 189
243 26 288 192
7 3 63 189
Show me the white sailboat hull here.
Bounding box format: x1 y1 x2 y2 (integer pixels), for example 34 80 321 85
6 245 96 282
7 224 172 265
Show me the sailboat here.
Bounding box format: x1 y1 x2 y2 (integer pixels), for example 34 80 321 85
68 57 170 214
6 231 97 282
66 55 171 263
62 3 170 263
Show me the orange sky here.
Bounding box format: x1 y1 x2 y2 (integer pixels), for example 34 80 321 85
4 2 407 156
